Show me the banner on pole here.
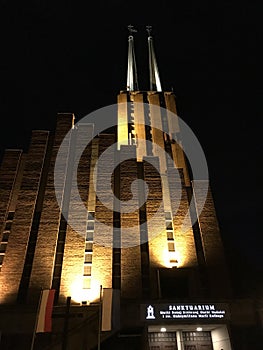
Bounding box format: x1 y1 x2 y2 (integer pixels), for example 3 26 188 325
101 288 113 331
101 288 120 332
36 289 56 333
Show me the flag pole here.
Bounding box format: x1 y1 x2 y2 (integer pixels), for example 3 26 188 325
62 296 71 350
97 285 103 350
30 289 43 350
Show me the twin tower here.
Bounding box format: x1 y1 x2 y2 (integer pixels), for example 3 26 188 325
126 25 162 92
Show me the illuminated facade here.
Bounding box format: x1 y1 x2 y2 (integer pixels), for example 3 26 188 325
0 28 262 350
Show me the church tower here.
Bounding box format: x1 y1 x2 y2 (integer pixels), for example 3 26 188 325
0 27 261 350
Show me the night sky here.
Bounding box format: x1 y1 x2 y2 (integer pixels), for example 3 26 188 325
0 1 262 294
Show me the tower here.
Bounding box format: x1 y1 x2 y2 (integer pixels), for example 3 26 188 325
0 27 261 350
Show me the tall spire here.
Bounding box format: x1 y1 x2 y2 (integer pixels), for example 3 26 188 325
126 25 139 91
146 26 162 92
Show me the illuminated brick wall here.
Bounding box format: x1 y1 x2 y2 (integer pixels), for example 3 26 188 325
0 91 231 307
0 131 49 303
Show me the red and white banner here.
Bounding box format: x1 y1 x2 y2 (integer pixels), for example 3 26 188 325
36 289 56 333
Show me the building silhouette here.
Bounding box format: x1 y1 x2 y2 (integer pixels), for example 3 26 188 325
0 27 262 350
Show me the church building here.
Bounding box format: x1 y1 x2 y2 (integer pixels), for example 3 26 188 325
0 26 261 350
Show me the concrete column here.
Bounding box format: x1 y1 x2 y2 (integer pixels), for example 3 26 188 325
29 114 74 299
133 93 147 161
92 134 115 301
59 124 94 303
144 156 166 298
120 145 142 298
117 92 129 148
168 166 198 268
147 92 167 175
193 181 232 297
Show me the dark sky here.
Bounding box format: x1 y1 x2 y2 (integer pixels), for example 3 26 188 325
0 1 262 292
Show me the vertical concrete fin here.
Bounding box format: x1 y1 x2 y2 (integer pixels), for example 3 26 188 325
0 130 49 303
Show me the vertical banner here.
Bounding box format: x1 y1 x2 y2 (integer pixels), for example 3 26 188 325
101 288 113 331
36 289 56 333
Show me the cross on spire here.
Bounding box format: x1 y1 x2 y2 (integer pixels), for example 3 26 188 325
128 24 137 35
146 25 152 36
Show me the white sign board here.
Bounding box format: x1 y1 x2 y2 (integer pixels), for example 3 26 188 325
142 303 230 322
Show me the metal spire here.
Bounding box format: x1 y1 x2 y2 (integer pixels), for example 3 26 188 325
146 25 162 92
126 25 139 91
